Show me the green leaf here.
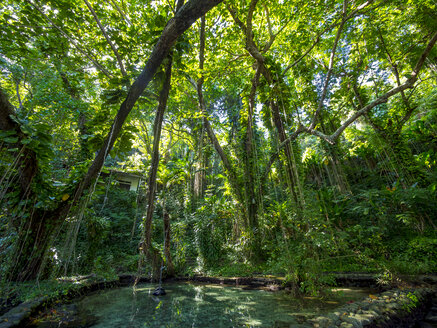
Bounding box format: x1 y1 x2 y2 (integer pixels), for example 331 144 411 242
3 137 18 143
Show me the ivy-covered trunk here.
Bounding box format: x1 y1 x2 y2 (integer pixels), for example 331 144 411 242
241 68 262 257
270 100 303 211
8 208 62 281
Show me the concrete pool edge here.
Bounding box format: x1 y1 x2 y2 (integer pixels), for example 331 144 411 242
0 280 119 328
308 287 435 328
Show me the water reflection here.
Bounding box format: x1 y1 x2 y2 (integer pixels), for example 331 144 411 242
34 282 374 328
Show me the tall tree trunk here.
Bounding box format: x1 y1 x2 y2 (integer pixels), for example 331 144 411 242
193 125 205 201
243 67 260 231
163 209 175 276
227 3 304 213
142 56 173 258
195 15 262 258
195 16 243 205
270 100 302 211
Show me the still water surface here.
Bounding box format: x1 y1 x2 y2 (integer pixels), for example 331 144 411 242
34 282 374 327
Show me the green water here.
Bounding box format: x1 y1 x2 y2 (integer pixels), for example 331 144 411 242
34 283 374 327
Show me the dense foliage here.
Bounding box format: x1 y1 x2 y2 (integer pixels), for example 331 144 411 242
0 0 436 294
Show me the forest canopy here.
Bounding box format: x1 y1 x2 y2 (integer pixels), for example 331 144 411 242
0 0 436 287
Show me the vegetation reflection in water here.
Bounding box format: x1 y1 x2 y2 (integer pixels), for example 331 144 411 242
44 282 373 328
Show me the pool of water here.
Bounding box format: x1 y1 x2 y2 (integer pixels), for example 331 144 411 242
31 282 375 327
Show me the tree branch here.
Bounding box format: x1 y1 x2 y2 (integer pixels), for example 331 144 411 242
26 0 112 78
310 0 348 130
196 16 234 176
110 0 132 25
83 0 127 77
326 30 437 142
263 30 437 177
377 26 414 127
284 0 374 74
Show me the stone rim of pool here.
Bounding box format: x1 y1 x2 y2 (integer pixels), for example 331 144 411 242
3 274 434 327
